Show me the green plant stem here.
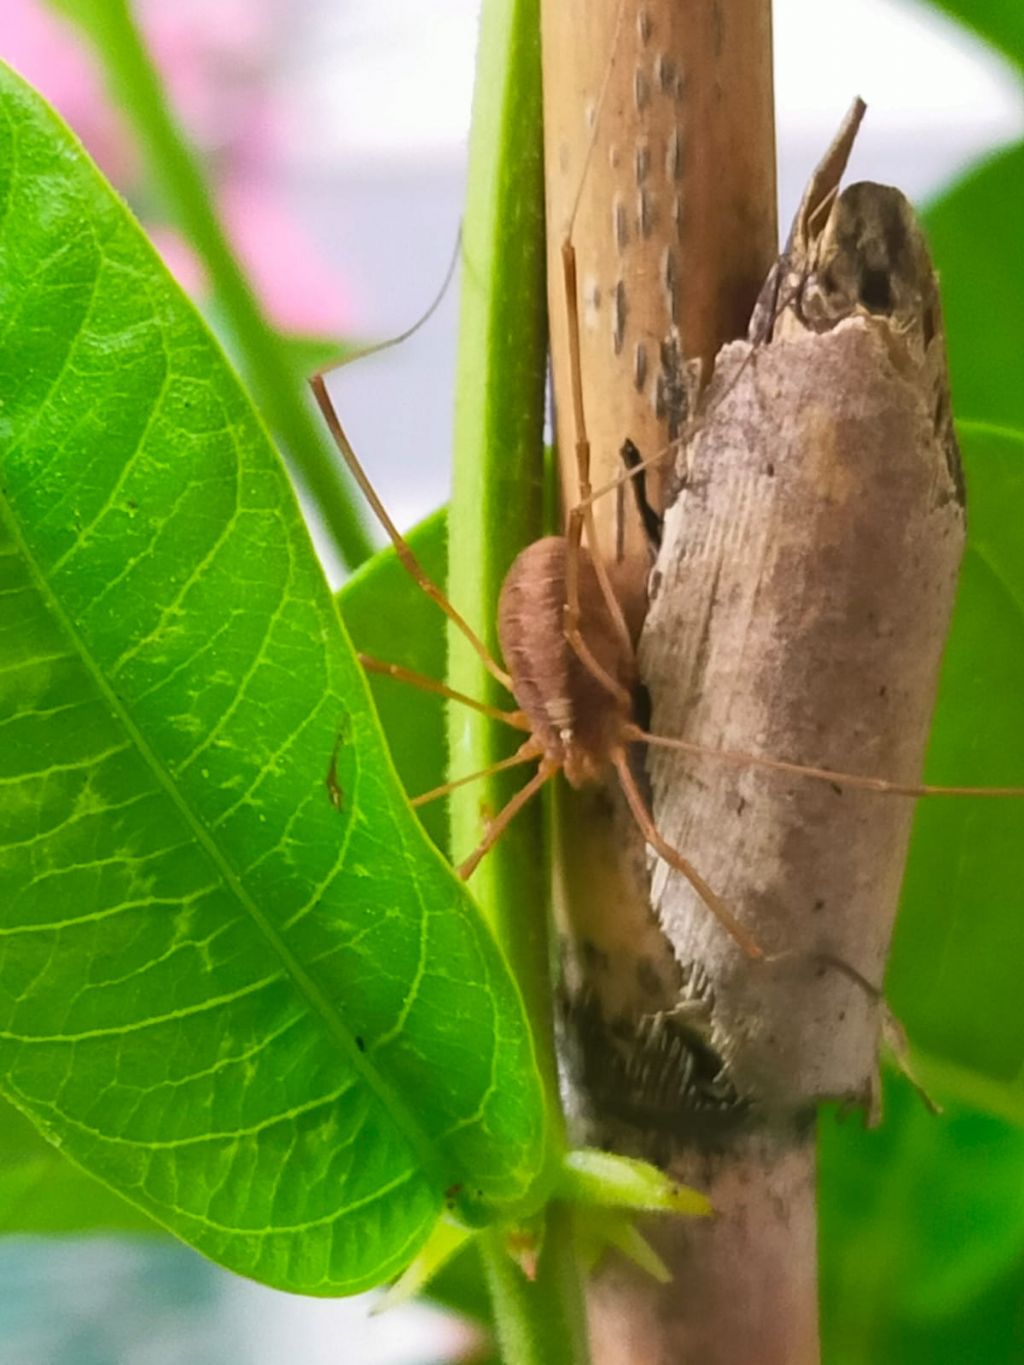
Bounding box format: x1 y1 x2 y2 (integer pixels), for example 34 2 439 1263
480 1209 592 1365
57 0 373 569
449 0 555 1099
451 0 588 1352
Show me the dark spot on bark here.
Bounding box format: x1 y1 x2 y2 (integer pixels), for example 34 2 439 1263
613 279 628 354
830 782 843 796
765 462 775 478
635 142 650 186
638 187 654 239
633 341 648 393
621 438 662 547
859 266 892 312
636 957 662 995
736 796 747 816
814 898 826 912
614 198 628 251
564 983 751 1144
582 939 610 971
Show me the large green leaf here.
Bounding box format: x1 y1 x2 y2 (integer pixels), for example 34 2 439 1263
0 62 545 1292
923 142 1024 431
0 511 451 1241
890 426 1024 1090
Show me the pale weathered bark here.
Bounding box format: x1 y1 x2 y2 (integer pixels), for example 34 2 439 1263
542 14 963 1353
642 102 962 1108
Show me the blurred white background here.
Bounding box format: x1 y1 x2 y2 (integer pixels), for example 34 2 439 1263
0 1 1021 1361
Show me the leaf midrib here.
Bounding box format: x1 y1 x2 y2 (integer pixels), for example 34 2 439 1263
0 486 446 1193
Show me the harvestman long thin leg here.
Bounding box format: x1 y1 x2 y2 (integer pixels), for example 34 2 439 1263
558 239 635 711
627 725 1024 798
411 738 544 808
359 655 529 729
457 760 560 881
551 0 637 710
307 276 560 880
310 375 514 692
567 278 808 533
610 749 764 960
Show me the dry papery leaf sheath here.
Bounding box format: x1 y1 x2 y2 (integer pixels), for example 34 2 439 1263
643 99 961 1120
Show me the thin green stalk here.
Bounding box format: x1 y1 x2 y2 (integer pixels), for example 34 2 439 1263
449 0 556 1102
480 1210 592 1365
451 0 590 1354
53 0 373 569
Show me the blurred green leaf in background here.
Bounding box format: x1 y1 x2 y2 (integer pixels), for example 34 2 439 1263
820 4 1024 1358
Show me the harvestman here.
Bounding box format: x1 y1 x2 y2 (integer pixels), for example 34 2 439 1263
309 216 1024 963
310 3 1024 958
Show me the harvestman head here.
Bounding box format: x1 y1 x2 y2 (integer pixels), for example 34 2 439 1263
310 26 1024 962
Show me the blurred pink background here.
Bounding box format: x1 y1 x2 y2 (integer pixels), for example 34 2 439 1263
2 0 352 334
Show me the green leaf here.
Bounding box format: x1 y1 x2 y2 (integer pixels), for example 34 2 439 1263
923 141 1024 430
0 1094 153 1233
820 1069 1024 1362
916 0 1024 73
890 426 1024 1091
556 1149 710 1217
0 513 449 1245
338 510 449 853
0 62 545 1292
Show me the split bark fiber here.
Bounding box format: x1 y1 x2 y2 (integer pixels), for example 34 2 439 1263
564 99 963 1364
